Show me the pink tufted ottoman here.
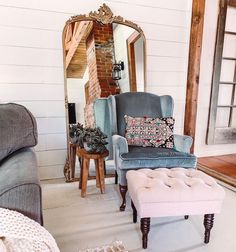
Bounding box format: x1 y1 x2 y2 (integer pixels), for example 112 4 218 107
126 168 225 249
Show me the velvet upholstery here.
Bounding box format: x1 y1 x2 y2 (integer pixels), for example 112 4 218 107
110 92 197 186
114 92 173 137
94 98 113 160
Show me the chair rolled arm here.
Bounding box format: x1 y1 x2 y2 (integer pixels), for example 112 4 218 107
112 135 128 155
174 134 193 153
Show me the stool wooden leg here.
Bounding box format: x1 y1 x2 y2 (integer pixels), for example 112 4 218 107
119 184 127 211
141 218 150 249
204 214 214 243
184 215 189 219
70 145 77 180
131 201 137 223
103 160 107 176
81 158 90 197
98 158 105 193
94 159 100 188
79 158 83 189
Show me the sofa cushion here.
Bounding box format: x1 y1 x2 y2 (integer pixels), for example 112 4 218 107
120 146 197 169
124 115 175 148
0 103 37 162
0 148 39 195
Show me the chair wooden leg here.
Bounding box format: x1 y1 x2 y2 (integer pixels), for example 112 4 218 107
141 218 150 249
204 214 214 243
115 171 118 184
131 201 137 223
119 184 127 211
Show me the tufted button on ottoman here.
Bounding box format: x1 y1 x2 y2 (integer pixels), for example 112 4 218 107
126 168 225 249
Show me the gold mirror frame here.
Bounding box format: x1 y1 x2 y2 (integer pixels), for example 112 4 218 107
62 3 147 182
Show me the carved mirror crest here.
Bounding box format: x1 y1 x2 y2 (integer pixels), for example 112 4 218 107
62 3 146 181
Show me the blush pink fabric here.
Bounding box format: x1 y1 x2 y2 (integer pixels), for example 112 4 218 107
127 168 225 218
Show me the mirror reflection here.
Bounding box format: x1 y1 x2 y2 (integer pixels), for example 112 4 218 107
64 20 145 127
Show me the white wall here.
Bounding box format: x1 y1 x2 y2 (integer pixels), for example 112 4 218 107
0 0 192 179
194 0 236 157
113 24 134 93
134 37 145 92
67 68 88 124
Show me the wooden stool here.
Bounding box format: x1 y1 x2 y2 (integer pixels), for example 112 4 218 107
77 148 109 197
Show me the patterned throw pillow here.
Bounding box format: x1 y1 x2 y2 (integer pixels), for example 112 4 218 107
124 115 175 148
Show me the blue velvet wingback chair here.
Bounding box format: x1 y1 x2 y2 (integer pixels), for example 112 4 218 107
109 92 197 210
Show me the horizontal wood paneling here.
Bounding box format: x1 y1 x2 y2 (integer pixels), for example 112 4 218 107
146 86 186 102
0 0 191 12
36 149 67 167
0 46 63 67
0 2 189 30
0 25 62 49
0 0 103 15
107 2 190 27
17 101 65 117
0 65 64 83
0 0 192 178
36 118 66 134
142 23 188 42
146 71 187 86
39 165 65 180
147 56 187 72
0 84 64 101
36 133 67 151
0 6 70 31
107 0 191 11
147 40 188 57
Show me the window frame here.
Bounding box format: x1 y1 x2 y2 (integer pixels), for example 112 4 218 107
207 0 236 144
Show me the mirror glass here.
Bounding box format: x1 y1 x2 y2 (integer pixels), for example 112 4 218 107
63 6 146 181
64 21 145 126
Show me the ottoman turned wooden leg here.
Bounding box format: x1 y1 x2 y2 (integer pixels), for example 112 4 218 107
131 201 137 223
204 214 214 243
141 218 150 249
119 185 127 211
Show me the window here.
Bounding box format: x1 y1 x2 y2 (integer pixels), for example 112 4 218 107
207 0 236 144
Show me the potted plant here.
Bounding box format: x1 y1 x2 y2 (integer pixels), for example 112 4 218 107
69 123 108 154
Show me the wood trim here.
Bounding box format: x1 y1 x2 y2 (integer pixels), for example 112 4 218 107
207 0 228 144
228 0 236 6
184 0 206 153
127 31 142 92
65 21 92 69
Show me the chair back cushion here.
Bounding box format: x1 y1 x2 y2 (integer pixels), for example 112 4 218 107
115 92 173 137
0 103 38 163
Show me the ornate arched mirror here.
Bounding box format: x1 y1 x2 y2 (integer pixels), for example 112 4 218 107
63 4 146 181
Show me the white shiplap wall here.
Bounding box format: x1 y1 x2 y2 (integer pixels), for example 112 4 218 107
0 0 192 179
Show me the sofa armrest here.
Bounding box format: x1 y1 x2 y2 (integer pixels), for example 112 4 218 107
174 134 193 153
112 135 128 155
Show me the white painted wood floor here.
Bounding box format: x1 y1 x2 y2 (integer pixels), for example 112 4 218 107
42 178 236 252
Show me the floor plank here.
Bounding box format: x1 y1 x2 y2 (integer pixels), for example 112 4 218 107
198 154 236 187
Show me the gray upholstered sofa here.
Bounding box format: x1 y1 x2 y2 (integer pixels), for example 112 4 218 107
0 103 43 224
